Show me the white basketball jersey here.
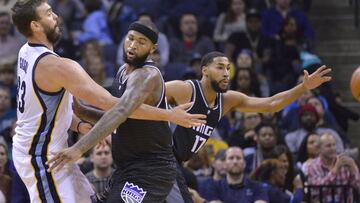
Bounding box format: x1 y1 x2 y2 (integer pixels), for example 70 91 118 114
13 43 73 156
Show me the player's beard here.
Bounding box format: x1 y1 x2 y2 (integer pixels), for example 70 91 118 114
210 79 228 93
123 47 149 68
43 20 62 45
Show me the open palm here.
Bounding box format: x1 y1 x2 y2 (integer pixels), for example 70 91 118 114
303 65 332 90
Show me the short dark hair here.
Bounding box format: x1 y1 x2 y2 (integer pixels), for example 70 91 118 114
254 122 276 136
11 0 45 37
200 51 226 68
83 0 102 13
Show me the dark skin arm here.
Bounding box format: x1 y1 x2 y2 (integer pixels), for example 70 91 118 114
73 99 103 125
47 67 161 172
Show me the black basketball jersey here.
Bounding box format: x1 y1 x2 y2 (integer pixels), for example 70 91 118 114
110 62 174 165
172 80 223 162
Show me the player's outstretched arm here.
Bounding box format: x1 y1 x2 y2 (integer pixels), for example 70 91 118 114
224 66 332 113
74 98 205 127
40 56 204 127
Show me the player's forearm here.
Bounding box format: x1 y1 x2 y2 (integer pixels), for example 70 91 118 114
129 104 170 121
75 105 104 125
73 105 131 154
268 83 307 112
73 80 152 153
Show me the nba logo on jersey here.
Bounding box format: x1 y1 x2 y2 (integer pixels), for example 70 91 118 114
121 181 147 203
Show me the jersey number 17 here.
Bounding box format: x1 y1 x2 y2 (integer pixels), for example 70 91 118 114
191 135 207 153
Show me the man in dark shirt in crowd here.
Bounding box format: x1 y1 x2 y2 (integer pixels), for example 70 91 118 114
204 147 269 203
86 140 113 194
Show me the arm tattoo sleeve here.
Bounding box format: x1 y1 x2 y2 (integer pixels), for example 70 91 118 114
73 68 158 153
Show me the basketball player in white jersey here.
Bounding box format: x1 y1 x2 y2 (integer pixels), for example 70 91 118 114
11 1 205 203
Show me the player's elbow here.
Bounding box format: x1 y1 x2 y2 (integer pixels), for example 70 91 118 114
268 99 282 113
96 94 117 111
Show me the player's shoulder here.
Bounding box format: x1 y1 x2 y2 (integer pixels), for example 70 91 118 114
166 80 192 89
166 80 193 96
223 90 246 98
223 90 247 106
37 55 79 72
132 66 161 80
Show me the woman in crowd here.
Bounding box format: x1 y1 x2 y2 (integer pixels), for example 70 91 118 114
213 0 247 43
251 159 303 203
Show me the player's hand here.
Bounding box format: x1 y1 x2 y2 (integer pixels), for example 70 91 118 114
78 122 92 135
303 65 332 90
169 102 206 128
46 147 83 173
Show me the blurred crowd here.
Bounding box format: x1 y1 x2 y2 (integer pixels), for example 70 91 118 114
1 0 360 202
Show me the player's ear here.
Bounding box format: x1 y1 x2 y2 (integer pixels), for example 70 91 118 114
150 44 158 54
202 65 208 77
30 20 42 33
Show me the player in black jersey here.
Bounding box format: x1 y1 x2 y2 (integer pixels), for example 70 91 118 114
164 51 331 202
47 21 207 203
63 51 332 203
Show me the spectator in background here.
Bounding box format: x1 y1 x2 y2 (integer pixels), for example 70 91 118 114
296 133 320 176
0 86 15 139
86 140 113 194
228 112 262 149
0 0 16 13
307 134 360 203
84 56 112 88
251 159 304 203
261 0 314 40
8 121 30 203
78 0 113 45
235 50 270 97
0 60 16 108
245 123 278 174
231 67 262 97
285 104 344 155
186 148 212 181
244 0 272 12
225 9 276 69
271 145 301 192
169 13 215 64
107 0 137 44
307 96 344 138
204 147 269 203
198 150 227 197
184 52 202 79
48 0 86 34
213 0 247 44
79 40 116 80
0 12 23 61
117 13 169 67
0 141 11 203
279 16 308 52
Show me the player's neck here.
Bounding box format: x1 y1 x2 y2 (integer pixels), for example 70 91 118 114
27 35 53 51
124 64 135 75
199 79 217 106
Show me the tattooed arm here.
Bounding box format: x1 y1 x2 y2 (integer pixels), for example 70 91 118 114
47 67 160 171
